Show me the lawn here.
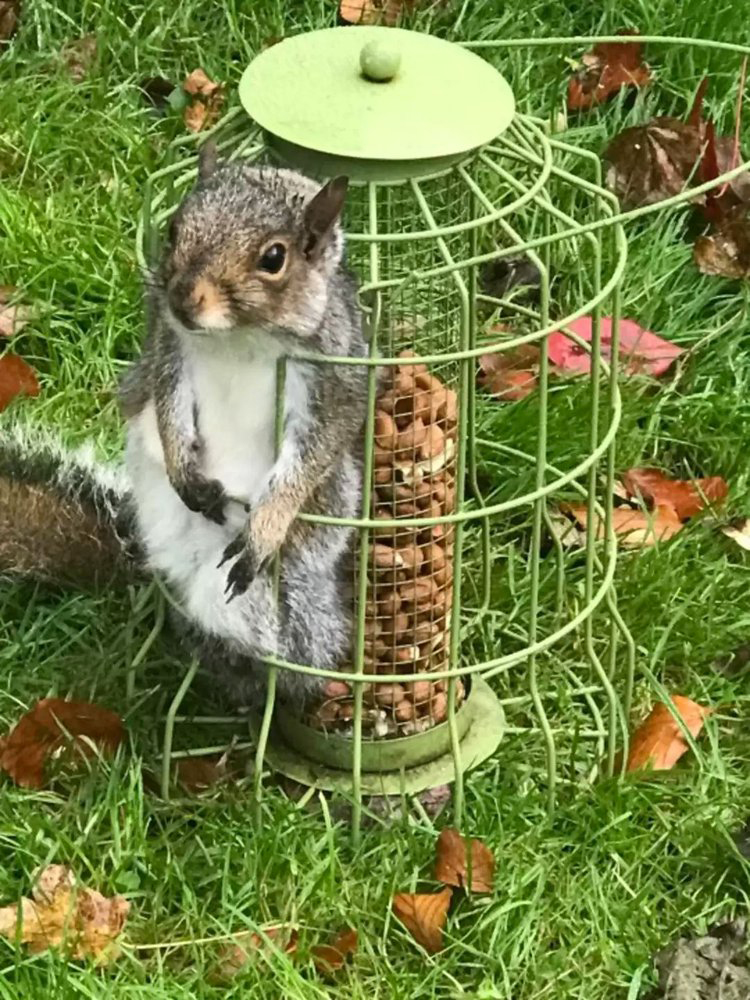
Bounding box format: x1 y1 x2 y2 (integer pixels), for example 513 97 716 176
2 0 750 997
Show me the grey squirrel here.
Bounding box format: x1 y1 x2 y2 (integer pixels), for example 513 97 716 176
1 147 369 706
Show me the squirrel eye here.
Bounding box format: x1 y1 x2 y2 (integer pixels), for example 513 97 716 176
258 242 287 275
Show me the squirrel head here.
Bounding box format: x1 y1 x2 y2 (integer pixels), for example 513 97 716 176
160 144 349 339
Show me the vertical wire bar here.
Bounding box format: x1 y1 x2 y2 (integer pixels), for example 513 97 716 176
160 657 200 799
253 358 286 811
350 181 382 845
409 178 468 828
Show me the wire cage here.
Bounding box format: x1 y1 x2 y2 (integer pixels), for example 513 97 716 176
132 28 749 840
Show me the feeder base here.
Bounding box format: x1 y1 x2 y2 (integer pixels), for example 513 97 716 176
248 676 504 796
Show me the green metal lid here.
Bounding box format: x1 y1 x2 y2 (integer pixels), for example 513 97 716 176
240 27 514 172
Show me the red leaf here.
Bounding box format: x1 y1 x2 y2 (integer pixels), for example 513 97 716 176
434 829 495 893
621 468 728 520
0 698 124 789
626 696 710 771
547 317 684 377
563 502 684 548
392 888 452 953
0 353 39 411
477 344 539 402
311 927 358 974
568 35 651 111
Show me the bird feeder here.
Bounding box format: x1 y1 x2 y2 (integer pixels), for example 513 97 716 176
138 26 632 835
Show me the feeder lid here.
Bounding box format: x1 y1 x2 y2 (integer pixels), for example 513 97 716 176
240 27 514 167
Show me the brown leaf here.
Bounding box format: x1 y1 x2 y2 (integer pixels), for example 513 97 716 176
604 118 704 208
621 468 728 520
0 864 129 964
0 353 39 411
626 696 710 772
182 69 224 133
392 888 452 953
0 286 31 336
568 34 651 111
478 344 539 402
0 698 124 789
174 754 229 792
722 518 750 551
311 927 358 974
434 829 495 893
694 208 750 279
339 0 408 25
211 926 298 983
0 0 19 41
60 35 97 82
562 502 684 548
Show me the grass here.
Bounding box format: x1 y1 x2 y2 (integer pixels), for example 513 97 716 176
2 0 750 996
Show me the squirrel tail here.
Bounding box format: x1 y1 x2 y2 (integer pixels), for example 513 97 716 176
0 426 143 591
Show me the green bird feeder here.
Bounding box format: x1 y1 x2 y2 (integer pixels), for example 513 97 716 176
138 26 633 838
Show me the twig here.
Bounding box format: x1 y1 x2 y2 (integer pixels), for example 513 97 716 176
129 923 293 951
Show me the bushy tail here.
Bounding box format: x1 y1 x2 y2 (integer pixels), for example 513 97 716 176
0 428 143 591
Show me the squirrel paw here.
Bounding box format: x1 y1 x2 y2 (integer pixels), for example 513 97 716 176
220 536 269 603
177 475 228 525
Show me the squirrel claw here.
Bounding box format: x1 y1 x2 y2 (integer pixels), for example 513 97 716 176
218 535 244 569
178 476 228 525
224 552 254 602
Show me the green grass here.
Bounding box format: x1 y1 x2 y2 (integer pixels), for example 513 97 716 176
3 0 750 997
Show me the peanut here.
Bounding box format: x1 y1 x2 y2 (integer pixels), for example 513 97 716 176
372 543 405 569
395 699 415 721
373 683 405 706
430 691 448 723
324 680 351 699
374 409 397 448
395 417 427 456
408 680 434 704
420 424 445 460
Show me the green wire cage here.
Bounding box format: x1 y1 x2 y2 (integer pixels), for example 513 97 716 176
134 28 750 840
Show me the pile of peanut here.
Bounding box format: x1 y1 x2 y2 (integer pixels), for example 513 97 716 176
309 351 464 739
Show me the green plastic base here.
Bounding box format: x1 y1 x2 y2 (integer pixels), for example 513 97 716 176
248 675 504 796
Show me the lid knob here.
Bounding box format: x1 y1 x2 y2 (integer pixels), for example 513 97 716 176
359 39 401 83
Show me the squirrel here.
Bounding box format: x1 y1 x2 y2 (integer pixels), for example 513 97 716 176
1 148 369 707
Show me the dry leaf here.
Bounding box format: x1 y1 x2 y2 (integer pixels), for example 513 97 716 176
434 829 495 893
621 468 728 520
0 698 124 789
568 35 651 111
604 118 704 208
721 518 750 551
694 208 750 279
547 317 684 378
339 0 408 25
182 69 224 133
547 509 588 548
626 695 710 771
477 344 539 402
0 0 19 41
174 754 230 792
392 888 452 953
0 864 129 964
563 502 684 548
0 353 39 412
211 926 298 983
311 927 358 974
60 35 97 82
0 286 31 336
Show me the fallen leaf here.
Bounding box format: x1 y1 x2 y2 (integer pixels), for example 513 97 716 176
0 286 31 336
621 468 728 520
0 864 129 964
568 34 650 111
182 68 224 133
604 118 704 208
434 829 495 893
211 926 298 983
60 34 97 82
0 353 39 411
339 0 408 25
0 698 124 789
626 695 710 771
0 0 19 41
174 754 231 792
311 927 358 974
478 343 539 401
392 888 452 953
650 919 750 998
563 502 684 548
547 508 588 548
547 317 684 377
694 207 750 279
722 518 750 551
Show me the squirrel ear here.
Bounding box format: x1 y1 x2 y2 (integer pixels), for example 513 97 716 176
303 176 348 262
198 141 219 182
